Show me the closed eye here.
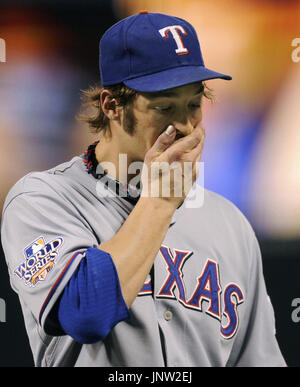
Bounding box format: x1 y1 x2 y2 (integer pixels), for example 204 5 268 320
154 104 201 113
154 106 172 113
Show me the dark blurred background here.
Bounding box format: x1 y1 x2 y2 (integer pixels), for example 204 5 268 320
0 0 299 367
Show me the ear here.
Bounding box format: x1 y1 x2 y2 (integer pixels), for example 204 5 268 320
100 89 120 121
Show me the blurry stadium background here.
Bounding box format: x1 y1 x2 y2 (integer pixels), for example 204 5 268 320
0 0 299 366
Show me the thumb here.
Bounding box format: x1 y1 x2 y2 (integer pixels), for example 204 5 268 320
150 125 176 155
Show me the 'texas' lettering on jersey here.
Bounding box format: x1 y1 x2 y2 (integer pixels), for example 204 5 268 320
138 245 245 340
14 236 63 287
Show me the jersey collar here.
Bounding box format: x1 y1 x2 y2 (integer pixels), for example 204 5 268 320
83 141 141 205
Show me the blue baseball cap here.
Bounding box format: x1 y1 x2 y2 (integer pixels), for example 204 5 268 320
100 11 231 92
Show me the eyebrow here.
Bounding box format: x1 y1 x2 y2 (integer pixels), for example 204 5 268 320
145 84 204 99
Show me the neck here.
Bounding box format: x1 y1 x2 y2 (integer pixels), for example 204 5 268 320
95 133 143 187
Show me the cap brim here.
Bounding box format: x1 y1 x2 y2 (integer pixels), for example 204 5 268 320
124 65 232 92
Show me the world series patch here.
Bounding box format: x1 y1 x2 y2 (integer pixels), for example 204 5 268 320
14 236 64 287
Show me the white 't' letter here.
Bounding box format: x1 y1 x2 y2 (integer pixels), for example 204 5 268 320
159 25 189 55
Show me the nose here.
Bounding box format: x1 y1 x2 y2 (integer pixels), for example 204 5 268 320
172 120 194 138
171 103 201 139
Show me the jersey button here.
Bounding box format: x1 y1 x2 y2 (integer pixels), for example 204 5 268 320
164 310 173 321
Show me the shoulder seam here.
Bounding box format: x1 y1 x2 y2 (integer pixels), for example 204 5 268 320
51 156 83 175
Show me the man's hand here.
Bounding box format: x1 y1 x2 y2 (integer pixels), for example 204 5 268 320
141 124 205 208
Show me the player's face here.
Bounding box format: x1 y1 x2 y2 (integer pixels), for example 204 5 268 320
120 82 204 161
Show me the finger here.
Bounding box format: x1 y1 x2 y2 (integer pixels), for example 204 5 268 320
188 131 205 162
165 135 204 165
191 137 205 179
149 125 176 155
169 125 205 154
189 130 205 161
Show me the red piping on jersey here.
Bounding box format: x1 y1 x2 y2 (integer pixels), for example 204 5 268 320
83 141 99 174
39 250 85 326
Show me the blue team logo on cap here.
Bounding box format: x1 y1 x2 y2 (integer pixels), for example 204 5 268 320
14 236 64 287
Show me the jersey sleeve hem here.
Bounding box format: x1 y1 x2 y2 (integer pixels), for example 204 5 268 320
39 250 86 335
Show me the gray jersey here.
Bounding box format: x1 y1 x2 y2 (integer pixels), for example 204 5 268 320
1 155 285 367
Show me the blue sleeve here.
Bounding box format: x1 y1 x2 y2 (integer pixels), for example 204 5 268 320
57 247 130 344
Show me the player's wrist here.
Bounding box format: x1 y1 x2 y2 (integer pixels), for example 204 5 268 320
137 196 178 216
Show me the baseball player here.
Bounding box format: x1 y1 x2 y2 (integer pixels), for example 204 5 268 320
1 12 286 367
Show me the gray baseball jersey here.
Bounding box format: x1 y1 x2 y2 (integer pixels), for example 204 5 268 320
1 154 286 367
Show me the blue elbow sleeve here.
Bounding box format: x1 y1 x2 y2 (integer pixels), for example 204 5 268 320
58 247 130 344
